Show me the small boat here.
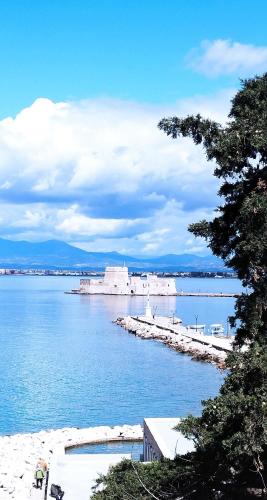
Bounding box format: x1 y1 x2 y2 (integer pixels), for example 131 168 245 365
210 324 224 336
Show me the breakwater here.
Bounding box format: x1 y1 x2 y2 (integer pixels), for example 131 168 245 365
0 424 142 500
67 290 239 297
176 292 240 297
116 316 233 368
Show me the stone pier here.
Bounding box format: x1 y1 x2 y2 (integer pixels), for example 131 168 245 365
116 315 234 367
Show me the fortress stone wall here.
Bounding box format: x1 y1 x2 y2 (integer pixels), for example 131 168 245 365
79 266 177 295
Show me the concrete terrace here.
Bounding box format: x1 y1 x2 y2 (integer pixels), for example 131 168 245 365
47 453 131 500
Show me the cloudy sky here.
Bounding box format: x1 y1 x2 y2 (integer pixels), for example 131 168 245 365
0 0 266 256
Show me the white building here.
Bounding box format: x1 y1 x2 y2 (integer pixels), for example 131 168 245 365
143 418 194 461
79 266 177 295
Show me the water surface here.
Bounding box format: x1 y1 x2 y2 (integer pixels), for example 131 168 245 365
0 276 241 435
66 441 143 460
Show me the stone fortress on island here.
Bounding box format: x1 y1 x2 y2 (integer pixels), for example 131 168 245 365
77 266 177 296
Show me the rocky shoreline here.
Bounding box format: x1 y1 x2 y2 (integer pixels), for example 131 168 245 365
0 424 142 500
116 316 231 368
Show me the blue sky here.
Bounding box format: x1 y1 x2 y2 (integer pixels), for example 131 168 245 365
1 0 267 116
0 0 266 255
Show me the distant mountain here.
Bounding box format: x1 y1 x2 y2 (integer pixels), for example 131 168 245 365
0 237 226 271
0 238 137 268
144 253 225 271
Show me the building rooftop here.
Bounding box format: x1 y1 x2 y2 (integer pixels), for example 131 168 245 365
144 417 195 459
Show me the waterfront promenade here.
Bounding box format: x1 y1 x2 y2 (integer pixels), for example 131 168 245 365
0 425 142 500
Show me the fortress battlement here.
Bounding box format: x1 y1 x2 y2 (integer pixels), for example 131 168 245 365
79 266 177 295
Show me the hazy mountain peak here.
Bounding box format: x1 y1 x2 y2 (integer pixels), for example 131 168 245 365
0 237 226 271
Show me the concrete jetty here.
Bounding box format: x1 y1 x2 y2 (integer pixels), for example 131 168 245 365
68 290 239 297
176 292 240 297
0 424 142 500
116 316 233 367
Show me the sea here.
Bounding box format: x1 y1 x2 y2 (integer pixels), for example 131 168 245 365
0 276 242 438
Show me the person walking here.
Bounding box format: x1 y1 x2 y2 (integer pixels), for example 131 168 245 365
37 457 48 473
35 466 45 489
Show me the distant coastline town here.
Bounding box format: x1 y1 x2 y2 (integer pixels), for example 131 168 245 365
0 268 237 278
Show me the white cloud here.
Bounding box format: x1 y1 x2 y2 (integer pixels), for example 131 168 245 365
0 181 12 189
55 205 144 237
134 200 213 256
0 95 229 200
187 39 267 77
0 92 233 254
12 209 45 228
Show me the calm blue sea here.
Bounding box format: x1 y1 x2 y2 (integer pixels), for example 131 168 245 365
0 276 241 435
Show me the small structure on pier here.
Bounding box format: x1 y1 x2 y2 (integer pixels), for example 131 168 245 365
210 324 224 336
188 324 206 334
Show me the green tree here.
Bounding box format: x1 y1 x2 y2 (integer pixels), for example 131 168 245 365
92 75 267 499
158 74 267 498
92 458 191 499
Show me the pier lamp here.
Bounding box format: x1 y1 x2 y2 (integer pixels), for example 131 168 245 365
227 317 231 337
195 314 198 333
152 305 158 319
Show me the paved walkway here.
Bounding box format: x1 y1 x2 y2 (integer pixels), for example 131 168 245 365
134 316 233 352
29 482 45 499
47 454 130 500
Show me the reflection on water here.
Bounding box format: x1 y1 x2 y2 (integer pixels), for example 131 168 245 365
80 294 177 319
79 291 236 334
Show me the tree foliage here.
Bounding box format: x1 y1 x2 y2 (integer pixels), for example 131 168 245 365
159 75 267 348
92 75 267 499
92 458 192 499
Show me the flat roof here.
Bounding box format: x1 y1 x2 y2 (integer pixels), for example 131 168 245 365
144 417 194 459
188 324 206 328
48 453 131 500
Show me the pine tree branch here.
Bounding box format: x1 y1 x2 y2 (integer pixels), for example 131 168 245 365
130 460 161 500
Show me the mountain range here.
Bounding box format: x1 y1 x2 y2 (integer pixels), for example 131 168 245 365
0 237 227 271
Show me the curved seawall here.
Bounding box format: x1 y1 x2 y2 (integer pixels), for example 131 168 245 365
0 424 142 499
